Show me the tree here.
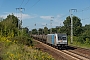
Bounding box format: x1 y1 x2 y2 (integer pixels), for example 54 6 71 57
52 28 57 33
63 16 71 35
81 24 90 44
38 28 43 35
59 26 66 33
73 16 82 36
32 29 37 34
63 16 82 36
56 26 61 33
43 27 48 35
23 27 29 36
0 14 20 37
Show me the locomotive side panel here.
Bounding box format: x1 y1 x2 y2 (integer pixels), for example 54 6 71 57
47 34 55 45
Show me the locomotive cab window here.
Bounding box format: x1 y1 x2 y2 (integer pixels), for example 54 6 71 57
58 34 62 40
62 37 66 40
58 36 62 40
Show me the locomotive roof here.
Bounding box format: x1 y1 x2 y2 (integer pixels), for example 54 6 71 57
47 33 67 36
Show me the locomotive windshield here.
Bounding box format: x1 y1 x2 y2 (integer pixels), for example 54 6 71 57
58 34 67 40
62 37 66 40
58 36 62 40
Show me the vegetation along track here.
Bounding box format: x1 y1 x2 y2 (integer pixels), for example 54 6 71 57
34 39 90 60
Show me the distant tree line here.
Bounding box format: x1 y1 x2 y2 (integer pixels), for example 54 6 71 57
30 16 82 35
30 16 90 45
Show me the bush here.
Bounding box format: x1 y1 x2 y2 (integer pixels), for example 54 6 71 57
1 43 54 60
0 36 54 60
10 36 33 46
85 38 90 45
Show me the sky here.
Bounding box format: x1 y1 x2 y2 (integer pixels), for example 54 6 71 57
0 0 90 30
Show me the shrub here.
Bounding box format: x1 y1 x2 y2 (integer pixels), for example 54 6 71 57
85 38 90 45
10 36 33 46
1 44 54 60
0 36 54 60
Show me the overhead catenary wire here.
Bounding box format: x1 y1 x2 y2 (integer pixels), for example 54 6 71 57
82 17 90 20
18 0 90 26
77 6 90 12
60 12 69 19
75 6 90 21
19 0 40 10
30 0 40 8
19 0 24 7
24 0 30 7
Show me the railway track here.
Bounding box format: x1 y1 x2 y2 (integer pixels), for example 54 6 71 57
34 39 90 60
67 46 90 59
62 50 89 60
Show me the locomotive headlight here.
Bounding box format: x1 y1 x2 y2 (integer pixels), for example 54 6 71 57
60 40 62 42
58 42 60 44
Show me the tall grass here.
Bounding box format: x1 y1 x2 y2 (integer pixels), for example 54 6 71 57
68 36 90 49
0 36 54 60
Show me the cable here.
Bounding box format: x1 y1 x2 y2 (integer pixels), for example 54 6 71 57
82 17 90 20
83 6 90 11
60 12 69 19
77 6 90 12
19 0 24 7
77 6 90 21
30 0 40 8
24 0 30 7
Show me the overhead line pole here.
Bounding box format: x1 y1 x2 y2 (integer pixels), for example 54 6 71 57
16 8 25 36
16 8 20 36
69 9 77 44
50 17 54 34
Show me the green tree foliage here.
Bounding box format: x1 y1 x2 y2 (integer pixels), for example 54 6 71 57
43 27 48 35
0 14 19 37
0 14 29 37
73 16 82 36
63 16 71 35
32 29 37 34
38 28 43 34
52 28 57 33
81 25 90 44
11 36 33 46
0 14 32 47
60 26 66 33
23 27 29 36
63 16 82 36
56 26 62 33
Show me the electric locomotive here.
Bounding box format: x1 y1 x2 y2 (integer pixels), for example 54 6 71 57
32 33 68 48
47 33 68 48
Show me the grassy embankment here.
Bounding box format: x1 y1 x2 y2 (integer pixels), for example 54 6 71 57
68 36 90 49
0 36 54 60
